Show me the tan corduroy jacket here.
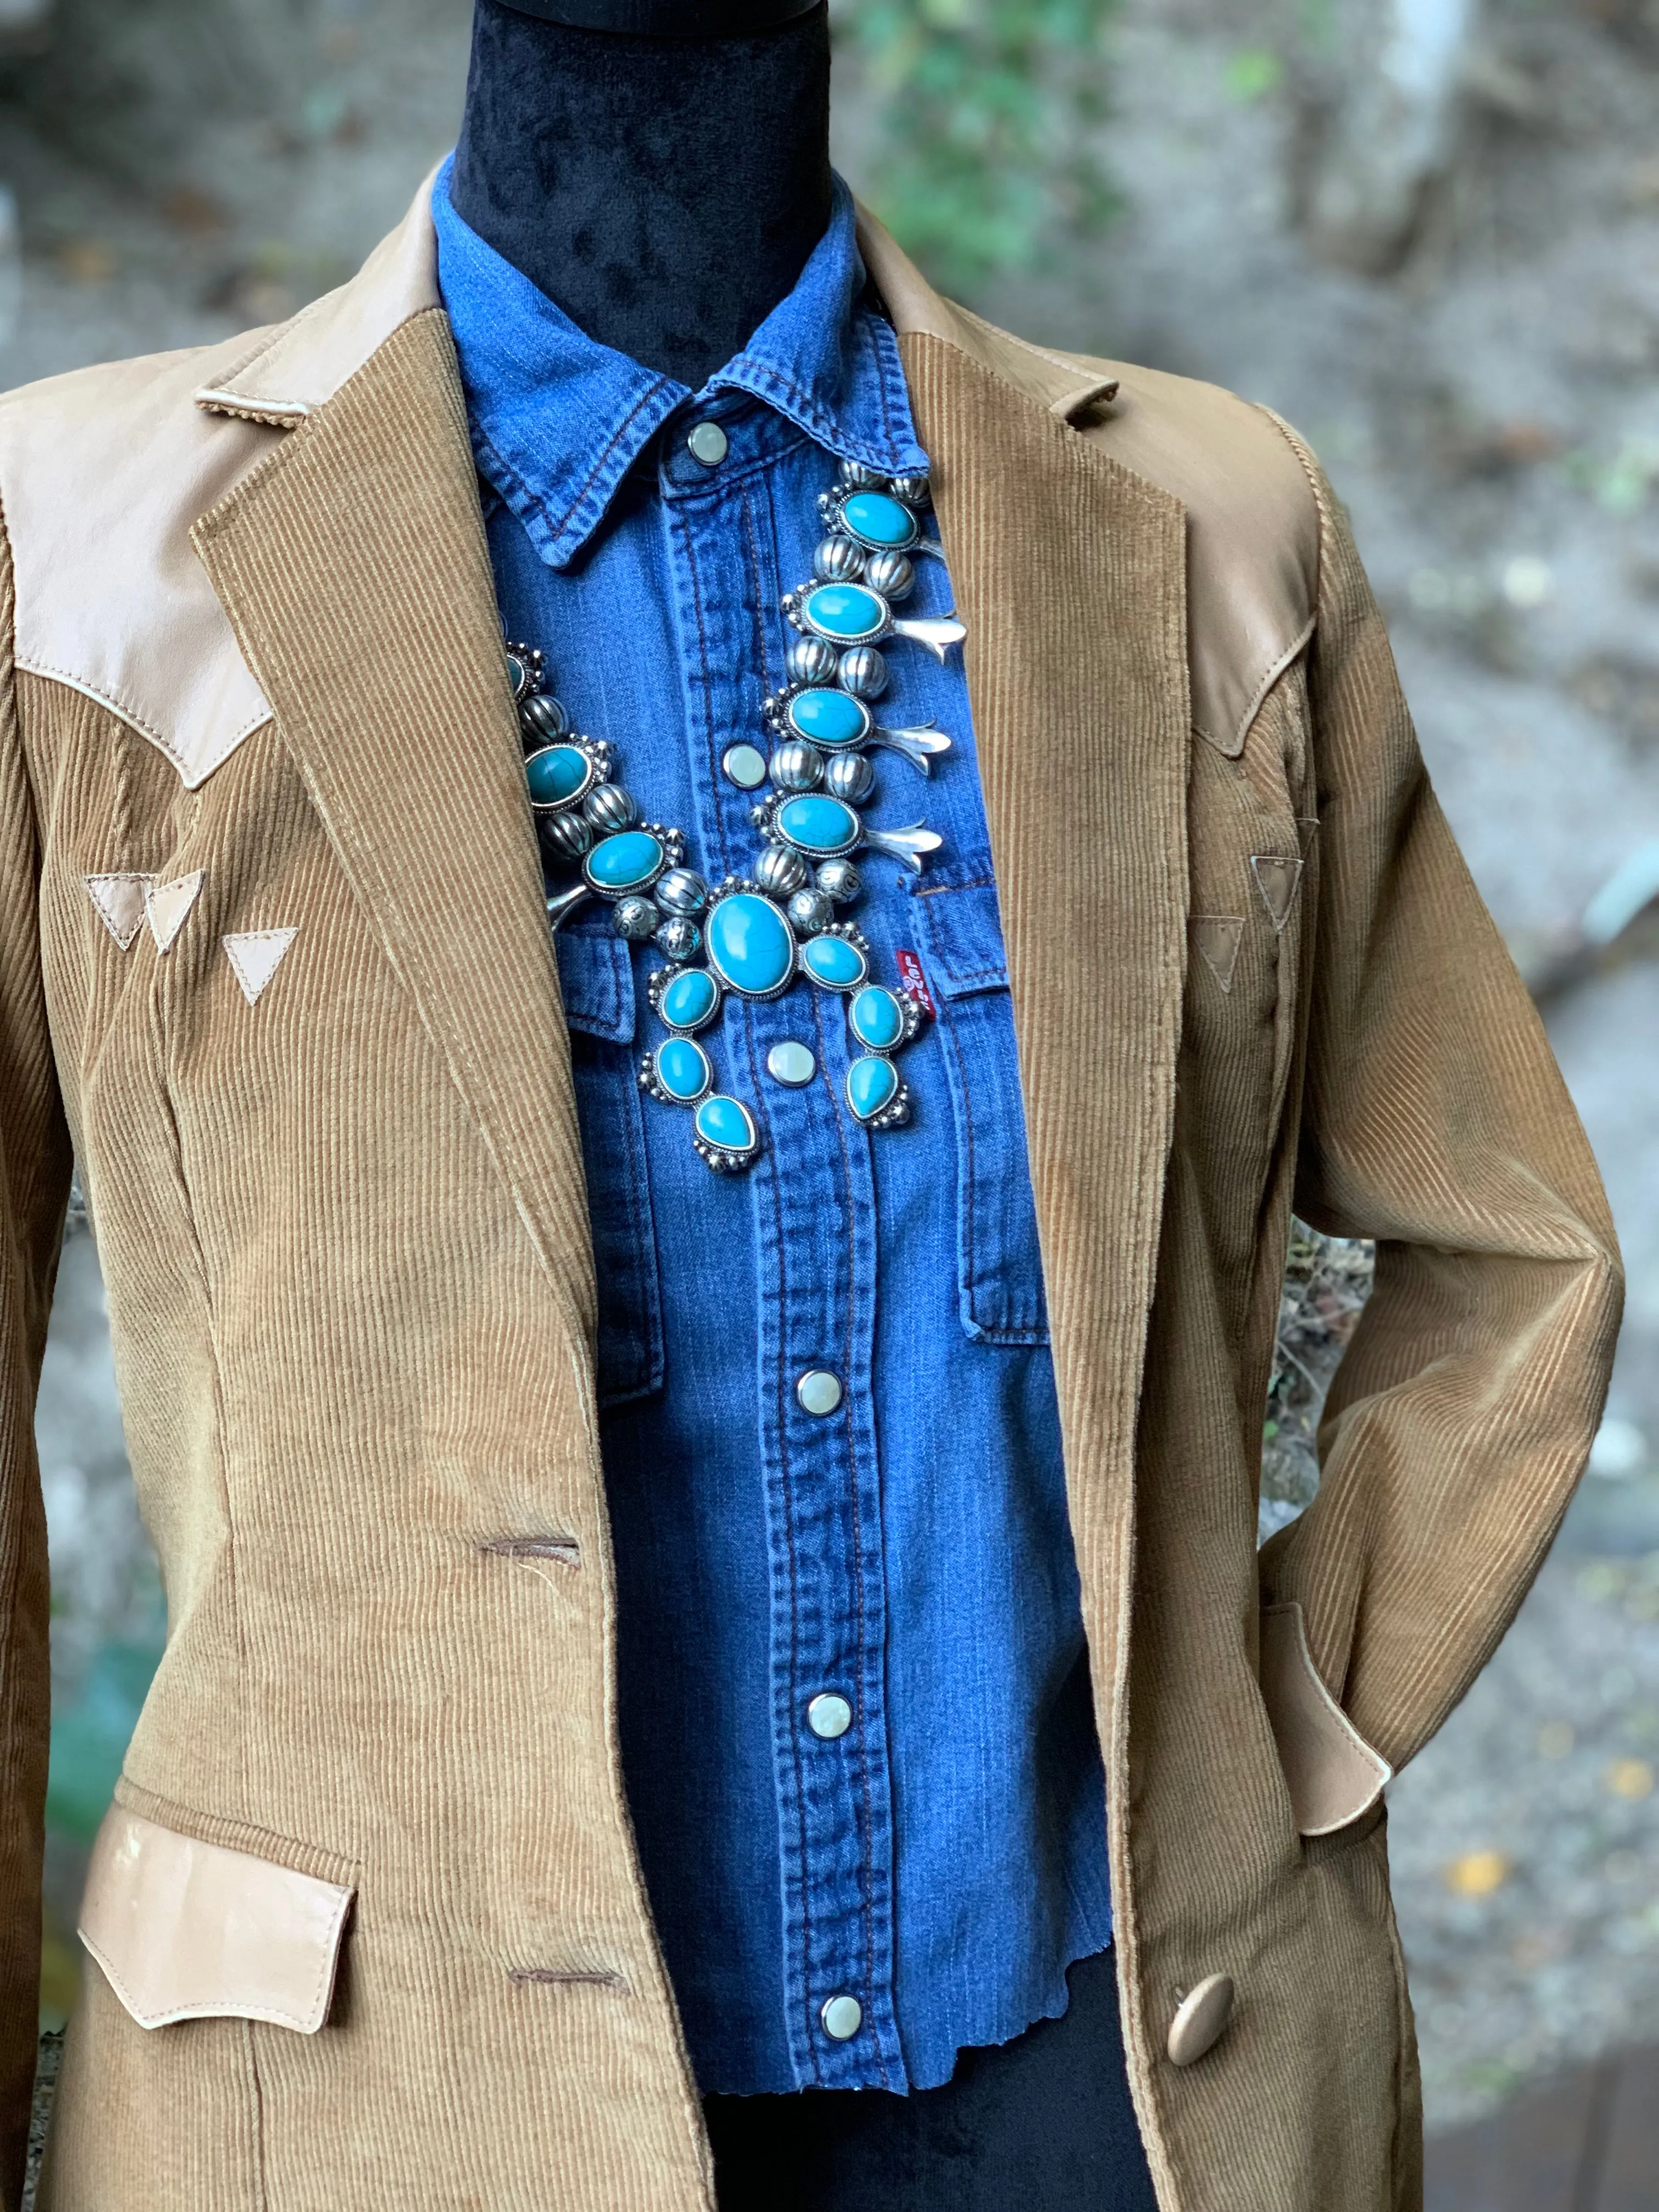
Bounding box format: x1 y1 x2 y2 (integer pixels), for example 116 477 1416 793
0 178 1620 2212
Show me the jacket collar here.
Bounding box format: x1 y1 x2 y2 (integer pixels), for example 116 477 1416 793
194 169 1119 437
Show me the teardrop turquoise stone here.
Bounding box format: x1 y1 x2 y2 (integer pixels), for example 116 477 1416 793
695 1093 758 1155
524 744 591 808
705 893 795 997
586 829 664 893
654 1037 712 1103
787 689 870 749
777 794 859 856
800 934 868 990
658 967 719 1031
802 583 886 643
842 490 918 550
849 985 906 1052
847 1054 900 1122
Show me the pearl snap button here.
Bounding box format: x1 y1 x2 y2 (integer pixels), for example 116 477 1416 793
767 1041 817 1087
821 1994 862 2041
1166 1974 1234 2067
687 421 729 466
808 1693 853 1740
796 1370 843 1417
721 743 769 791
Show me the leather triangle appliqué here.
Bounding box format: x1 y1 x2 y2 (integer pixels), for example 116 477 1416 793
83 872 157 951
223 929 298 1007
1249 855 1304 935
1190 915 1245 994
144 871 206 954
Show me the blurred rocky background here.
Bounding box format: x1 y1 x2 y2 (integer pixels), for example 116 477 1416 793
8 0 1659 2154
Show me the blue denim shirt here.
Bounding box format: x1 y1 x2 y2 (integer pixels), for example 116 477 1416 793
434 161 1113 2096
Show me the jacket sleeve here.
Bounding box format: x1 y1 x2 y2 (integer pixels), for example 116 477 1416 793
0 503 69 2207
1258 442 1623 1778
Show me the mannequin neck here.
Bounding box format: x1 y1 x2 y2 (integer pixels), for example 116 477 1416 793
450 0 833 390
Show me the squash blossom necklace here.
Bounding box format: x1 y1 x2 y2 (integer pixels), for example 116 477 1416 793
512 460 964 1173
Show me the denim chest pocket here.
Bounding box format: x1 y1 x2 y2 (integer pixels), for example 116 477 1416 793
554 926 664 1407
911 876 1050 1347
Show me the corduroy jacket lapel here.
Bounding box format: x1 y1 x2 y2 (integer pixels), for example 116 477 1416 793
865 207 1192 1644
193 306 597 1348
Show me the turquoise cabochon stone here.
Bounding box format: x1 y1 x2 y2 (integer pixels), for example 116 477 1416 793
705 893 795 997
802 583 886 643
654 1037 712 1103
800 934 868 990
787 689 870 749
585 828 665 893
658 966 720 1031
846 1054 901 1122
841 490 918 550
776 794 859 856
524 744 590 808
849 985 905 1052
695 1093 758 1154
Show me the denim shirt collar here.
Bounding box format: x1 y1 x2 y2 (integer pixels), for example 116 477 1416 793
432 157 928 572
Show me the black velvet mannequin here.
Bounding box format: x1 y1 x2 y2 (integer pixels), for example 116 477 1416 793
450 0 833 390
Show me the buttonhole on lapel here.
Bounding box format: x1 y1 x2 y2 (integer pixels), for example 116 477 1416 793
1189 916 1245 995
1249 855 1304 936
476 1534 581 1567
508 1966 625 1990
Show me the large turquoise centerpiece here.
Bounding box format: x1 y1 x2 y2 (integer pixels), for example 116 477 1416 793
840 489 919 551
705 891 797 1001
786 688 871 751
776 794 860 858
800 583 888 645
524 743 594 811
584 828 665 896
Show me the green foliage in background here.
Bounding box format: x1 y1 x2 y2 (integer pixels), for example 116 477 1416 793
835 0 1120 297
46 1637 160 1847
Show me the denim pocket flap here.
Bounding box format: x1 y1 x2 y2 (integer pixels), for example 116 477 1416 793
555 925 636 1043
910 876 1008 1001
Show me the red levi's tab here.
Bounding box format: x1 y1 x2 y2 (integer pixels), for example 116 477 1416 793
895 947 936 1018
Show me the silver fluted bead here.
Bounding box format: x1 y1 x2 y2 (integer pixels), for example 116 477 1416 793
838 646 888 700
653 915 701 964
817 858 862 904
769 741 824 792
787 887 835 936
655 867 709 917
889 472 931 505
788 636 840 686
584 783 638 832
865 550 915 601
539 810 594 861
520 691 569 742
755 844 809 898
612 896 661 943
814 534 866 582
838 459 885 489
825 752 876 804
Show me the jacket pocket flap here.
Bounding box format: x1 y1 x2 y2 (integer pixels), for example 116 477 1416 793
910 877 1008 1000
78 1807 354 2033
552 923 636 1043
1259 1602 1392 1837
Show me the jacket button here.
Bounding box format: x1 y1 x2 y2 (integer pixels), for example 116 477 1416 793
1166 1974 1234 2066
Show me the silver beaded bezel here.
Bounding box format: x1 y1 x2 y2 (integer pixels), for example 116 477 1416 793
795 921 871 994
692 1096 762 1173
639 1040 714 1109
579 822 683 901
647 964 724 1034
846 1060 912 1131
774 687 873 752
823 485 921 555
788 582 892 648
702 879 800 1003
523 732 610 815
755 791 862 861
848 985 928 1056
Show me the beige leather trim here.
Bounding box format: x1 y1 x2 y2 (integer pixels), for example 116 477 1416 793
78 1805 354 2033
1259 1601 1392 1837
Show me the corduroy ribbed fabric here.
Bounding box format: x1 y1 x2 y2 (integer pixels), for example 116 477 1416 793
0 246 1621 2211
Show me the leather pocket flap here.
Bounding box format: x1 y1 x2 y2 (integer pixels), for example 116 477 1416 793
78 1806 354 2033
1259 1602 1392 1838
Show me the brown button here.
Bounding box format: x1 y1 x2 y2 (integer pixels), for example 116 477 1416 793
1166 1974 1234 2067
